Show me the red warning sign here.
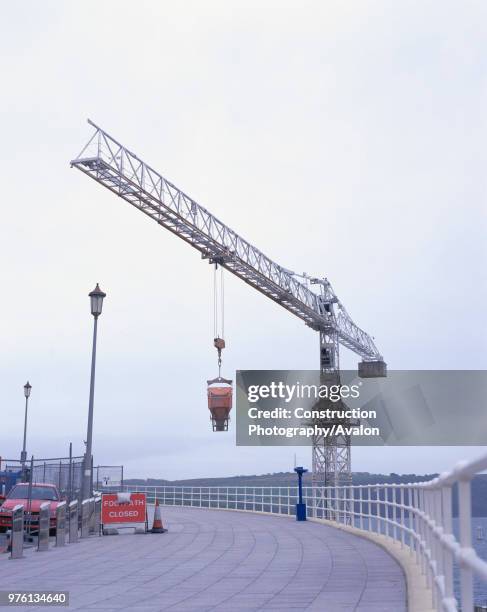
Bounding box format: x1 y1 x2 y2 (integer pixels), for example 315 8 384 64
101 493 147 524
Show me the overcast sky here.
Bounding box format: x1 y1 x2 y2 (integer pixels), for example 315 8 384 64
1 1 486 479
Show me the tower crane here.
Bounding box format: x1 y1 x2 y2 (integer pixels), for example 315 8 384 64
71 120 386 489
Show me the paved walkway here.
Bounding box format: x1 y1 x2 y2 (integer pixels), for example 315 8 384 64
0 507 406 611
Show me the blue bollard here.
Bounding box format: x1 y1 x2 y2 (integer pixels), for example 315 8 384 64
294 466 308 521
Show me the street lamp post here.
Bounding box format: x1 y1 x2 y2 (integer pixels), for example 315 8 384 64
81 283 106 501
21 381 32 469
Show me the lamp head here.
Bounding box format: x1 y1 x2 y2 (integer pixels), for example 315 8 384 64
23 381 32 398
89 283 106 317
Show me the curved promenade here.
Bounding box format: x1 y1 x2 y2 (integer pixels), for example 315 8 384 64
0 507 406 611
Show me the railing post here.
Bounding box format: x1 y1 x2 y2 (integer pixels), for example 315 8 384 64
423 489 431 588
10 504 24 559
37 502 50 552
80 499 90 538
407 486 413 554
367 485 372 531
441 484 454 608
419 487 426 576
381 486 386 537
349 484 353 527
458 479 473 612
412 488 419 564
392 486 397 541
358 485 364 529
400 486 405 547
68 500 78 543
337 486 341 524
55 501 67 546
375 487 380 535
429 488 437 602
89 497 96 534
335 484 339 523
94 497 101 535
435 486 442 609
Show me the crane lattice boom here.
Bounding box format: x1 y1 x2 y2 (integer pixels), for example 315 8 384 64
71 120 382 363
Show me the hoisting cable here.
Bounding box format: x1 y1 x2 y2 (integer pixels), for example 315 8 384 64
221 265 224 339
213 263 226 378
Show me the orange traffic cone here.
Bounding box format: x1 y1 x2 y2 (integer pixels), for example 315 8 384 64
150 500 167 533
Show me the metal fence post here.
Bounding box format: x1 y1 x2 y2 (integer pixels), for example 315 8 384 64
10 504 24 559
68 443 73 503
37 502 50 552
68 500 78 543
55 501 66 547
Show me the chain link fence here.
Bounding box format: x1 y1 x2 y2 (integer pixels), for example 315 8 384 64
4 458 83 502
94 465 124 491
2 459 123 502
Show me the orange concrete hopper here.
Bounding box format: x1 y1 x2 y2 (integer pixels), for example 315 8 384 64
207 383 233 432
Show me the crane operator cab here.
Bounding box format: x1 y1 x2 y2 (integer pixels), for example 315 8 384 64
207 376 233 431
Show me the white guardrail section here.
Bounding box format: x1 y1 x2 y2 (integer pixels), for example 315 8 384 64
117 451 487 611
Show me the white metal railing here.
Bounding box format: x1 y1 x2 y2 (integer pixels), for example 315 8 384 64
117 452 487 611
117 485 301 515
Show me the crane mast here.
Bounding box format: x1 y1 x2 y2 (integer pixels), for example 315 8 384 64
71 120 386 491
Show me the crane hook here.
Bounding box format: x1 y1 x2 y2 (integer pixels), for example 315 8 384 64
214 337 225 378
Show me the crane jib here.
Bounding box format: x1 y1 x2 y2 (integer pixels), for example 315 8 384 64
70 121 383 363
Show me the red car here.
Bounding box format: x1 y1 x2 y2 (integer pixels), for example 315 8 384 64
0 483 63 535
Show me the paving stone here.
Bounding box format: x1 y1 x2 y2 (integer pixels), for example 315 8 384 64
0 506 406 611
